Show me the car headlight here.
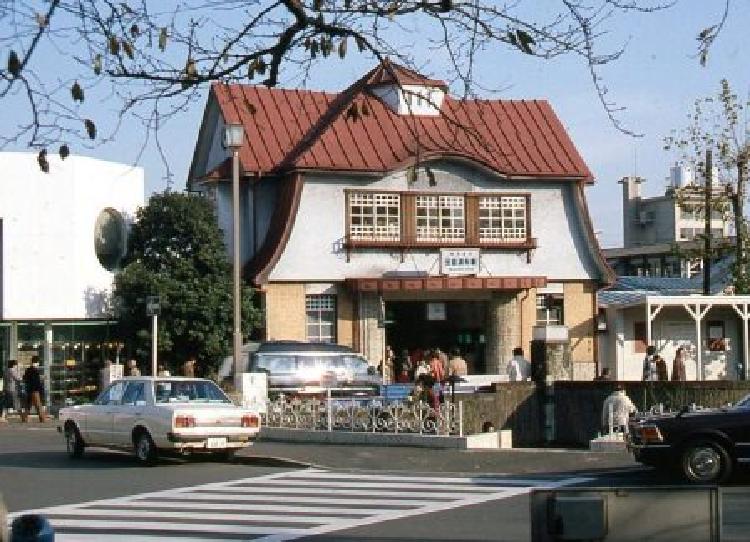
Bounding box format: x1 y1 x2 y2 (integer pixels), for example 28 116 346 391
638 424 664 443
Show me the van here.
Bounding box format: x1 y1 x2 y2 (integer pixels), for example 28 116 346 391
250 341 380 395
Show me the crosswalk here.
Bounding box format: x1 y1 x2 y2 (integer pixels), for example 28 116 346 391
10 468 588 541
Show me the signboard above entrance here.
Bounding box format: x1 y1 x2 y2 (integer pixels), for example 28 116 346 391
440 249 480 276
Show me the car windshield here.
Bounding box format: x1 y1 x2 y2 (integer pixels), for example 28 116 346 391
153 380 231 404
735 393 750 409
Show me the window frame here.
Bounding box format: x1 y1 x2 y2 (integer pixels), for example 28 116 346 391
535 293 564 326
305 294 337 344
344 189 533 249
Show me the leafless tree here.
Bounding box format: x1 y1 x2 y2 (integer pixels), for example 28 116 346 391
0 0 726 167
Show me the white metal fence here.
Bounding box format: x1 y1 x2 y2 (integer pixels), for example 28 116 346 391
263 397 464 436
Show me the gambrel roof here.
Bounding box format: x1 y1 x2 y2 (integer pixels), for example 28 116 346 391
203 60 593 181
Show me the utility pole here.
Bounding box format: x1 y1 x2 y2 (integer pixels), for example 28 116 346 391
703 149 713 295
736 154 746 283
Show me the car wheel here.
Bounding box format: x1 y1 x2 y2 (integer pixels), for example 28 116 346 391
681 440 732 484
65 426 85 459
134 431 158 466
215 449 236 462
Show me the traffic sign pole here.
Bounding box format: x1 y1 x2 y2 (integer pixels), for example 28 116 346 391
151 313 158 376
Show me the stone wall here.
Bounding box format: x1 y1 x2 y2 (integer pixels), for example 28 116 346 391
458 381 750 447
563 281 596 367
485 293 520 374
459 383 542 445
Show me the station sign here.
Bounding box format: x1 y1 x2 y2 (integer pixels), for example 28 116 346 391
440 248 480 276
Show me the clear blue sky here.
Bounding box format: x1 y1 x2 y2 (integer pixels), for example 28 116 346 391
4 1 748 248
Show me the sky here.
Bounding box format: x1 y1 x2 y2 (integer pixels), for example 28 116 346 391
3 1 748 248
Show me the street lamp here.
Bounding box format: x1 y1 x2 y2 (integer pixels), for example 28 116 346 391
223 123 244 389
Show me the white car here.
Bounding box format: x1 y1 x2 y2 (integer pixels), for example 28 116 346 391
58 377 261 465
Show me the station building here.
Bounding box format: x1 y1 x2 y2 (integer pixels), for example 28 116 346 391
188 61 612 379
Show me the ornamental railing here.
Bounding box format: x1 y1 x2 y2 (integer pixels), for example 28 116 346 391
263 397 464 436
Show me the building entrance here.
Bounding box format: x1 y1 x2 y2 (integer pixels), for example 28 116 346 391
385 301 487 374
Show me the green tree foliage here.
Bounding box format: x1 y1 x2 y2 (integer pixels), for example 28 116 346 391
114 191 260 375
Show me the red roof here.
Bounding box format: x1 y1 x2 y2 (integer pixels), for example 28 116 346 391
211 62 592 182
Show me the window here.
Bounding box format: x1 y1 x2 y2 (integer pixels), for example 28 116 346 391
346 190 531 247
416 195 464 242
121 382 145 406
95 382 125 405
306 295 337 343
536 294 564 325
707 320 726 352
348 192 400 241
479 196 527 243
154 380 231 403
633 321 647 354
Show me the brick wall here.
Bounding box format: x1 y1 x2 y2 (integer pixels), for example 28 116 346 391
337 287 355 348
563 281 596 365
264 282 306 341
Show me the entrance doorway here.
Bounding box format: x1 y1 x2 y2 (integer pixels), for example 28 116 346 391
385 301 487 373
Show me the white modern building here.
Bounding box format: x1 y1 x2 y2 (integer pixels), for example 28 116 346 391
0 152 144 407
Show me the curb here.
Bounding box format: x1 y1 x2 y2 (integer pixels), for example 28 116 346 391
234 453 319 469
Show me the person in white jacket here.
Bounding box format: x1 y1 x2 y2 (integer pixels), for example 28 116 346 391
601 385 637 434
506 347 531 382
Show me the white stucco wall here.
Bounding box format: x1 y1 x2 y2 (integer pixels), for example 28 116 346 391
0 152 144 320
269 162 601 281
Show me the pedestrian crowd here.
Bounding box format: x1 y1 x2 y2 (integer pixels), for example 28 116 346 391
1 356 47 423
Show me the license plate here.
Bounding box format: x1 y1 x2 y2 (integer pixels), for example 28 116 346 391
206 437 227 449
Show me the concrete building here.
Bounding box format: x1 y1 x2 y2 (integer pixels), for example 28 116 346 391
604 163 731 278
0 152 144 408
188 61 613 380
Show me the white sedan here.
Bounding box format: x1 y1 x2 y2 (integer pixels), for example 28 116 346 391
58 377 261 465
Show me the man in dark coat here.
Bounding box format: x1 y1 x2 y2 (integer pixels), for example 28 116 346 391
23 356 46 423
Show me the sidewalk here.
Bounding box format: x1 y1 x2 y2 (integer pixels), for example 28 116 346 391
241 440 639 476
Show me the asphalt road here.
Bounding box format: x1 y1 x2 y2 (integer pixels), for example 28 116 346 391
2 423 749 541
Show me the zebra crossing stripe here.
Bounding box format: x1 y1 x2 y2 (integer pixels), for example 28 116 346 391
11 468 590 541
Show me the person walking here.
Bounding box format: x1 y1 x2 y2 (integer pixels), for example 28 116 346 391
448 348 468 377
672 347 687 381
429 351 445 383
2 360 26 422
601 384 637 434
655 354 668 381
181 357 196 378
507 347 531 382
642 345 659 381
126 359 141 377
23 357 46 423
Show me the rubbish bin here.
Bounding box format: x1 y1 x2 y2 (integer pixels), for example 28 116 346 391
10 515 54 542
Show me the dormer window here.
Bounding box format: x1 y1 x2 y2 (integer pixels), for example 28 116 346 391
365 60 447 117
372 84 445 116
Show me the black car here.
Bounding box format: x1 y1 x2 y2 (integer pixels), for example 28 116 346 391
628 393 750 483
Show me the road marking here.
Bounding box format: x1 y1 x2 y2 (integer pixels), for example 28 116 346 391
10 468 589 541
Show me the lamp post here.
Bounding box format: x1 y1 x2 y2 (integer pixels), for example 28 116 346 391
223 123 245 389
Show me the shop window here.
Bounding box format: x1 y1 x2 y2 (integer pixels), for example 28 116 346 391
415 195 464 242
479 196 527 243
348 192 401 241
306 295 337 343
536 294 564 325
634 321 647 354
